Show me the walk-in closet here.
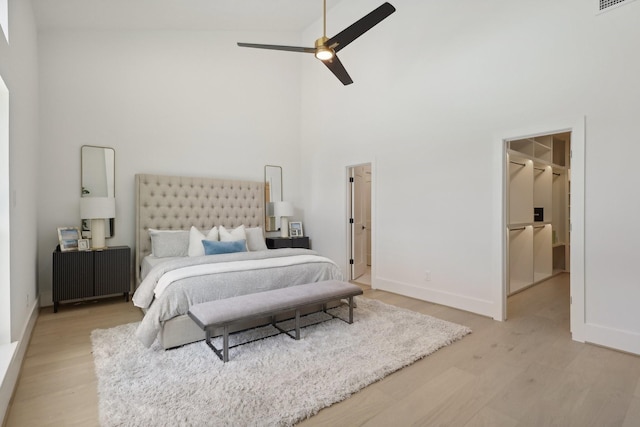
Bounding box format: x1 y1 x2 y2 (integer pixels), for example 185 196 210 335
506 132 571 295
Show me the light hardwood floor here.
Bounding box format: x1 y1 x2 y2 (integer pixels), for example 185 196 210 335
5 274 640 426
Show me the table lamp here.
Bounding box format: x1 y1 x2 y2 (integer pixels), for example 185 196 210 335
273 201 294 238
80 197 115 249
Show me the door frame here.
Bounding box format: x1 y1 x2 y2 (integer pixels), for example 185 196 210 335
498 116 585 342
346 161 374 284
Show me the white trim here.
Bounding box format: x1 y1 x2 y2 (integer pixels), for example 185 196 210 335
0 297 39 424
570 117 586 342
0 343 17 425
0 75 9 345
584 323 640 355
496 116 586 342
375 276 496 317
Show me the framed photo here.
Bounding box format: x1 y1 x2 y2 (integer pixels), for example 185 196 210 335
289 221 303 237
57 227 80 252
77 239 90 251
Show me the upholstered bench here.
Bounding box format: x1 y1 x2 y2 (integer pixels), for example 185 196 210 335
188 280 363 362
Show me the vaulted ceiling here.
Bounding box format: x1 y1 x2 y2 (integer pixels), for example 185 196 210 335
32 0 343 31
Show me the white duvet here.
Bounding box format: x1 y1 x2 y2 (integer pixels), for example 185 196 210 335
133 249 343 347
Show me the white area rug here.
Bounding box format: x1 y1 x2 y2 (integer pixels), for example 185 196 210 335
91 298 471 427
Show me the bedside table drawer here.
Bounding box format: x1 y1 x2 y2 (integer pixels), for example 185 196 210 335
266 237 310 249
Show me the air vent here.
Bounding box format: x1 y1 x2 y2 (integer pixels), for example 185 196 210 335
598 0 637 13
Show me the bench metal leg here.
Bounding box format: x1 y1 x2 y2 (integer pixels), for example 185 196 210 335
349 296 354 324
295 309 300 340
223 326 229 362
205 326 230 363
206 329 222 362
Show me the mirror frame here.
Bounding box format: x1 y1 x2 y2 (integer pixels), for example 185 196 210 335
264 165 282 231
81 145 115 238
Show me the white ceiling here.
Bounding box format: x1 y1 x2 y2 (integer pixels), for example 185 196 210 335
31 0 344 32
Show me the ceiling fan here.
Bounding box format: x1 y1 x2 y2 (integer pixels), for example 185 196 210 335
237 1 396 85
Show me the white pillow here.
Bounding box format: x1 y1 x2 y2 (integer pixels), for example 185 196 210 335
245 227 268 251
218 225 246 242
188 226 219 257
148 229 189 257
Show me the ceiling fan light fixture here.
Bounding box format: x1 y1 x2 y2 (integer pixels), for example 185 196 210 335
315 46 334 61
314 36 334 61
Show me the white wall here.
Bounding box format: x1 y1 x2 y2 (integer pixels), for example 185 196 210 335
37 29 306 304
301 0 640 354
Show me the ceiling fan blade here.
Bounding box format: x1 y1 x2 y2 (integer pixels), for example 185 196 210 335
237 42 315 54
322 55 353 85
326 2 396 53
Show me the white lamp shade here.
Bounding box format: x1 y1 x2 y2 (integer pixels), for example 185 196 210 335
80 197 116 219
273 201 294 218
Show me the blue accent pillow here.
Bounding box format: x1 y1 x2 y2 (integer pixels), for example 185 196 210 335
202 239 247 255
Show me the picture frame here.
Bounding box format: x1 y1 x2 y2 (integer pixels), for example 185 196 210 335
77 238 90 251
57 227 80 252
289 221 303 237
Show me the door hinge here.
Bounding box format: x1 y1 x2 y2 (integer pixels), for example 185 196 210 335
349 218 354 224
349 259 354 265
349 177 354 183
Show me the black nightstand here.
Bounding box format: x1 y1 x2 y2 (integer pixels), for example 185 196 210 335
52 245 131 312
266 236 310 249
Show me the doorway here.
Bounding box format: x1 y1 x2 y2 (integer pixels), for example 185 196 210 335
500 117 585 343
504 131 571 320
348 164 372 286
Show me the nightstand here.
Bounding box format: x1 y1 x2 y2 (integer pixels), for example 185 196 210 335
266 236 310 249
52 245 131 312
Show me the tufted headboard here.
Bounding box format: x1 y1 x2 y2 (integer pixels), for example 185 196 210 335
135 174 264 285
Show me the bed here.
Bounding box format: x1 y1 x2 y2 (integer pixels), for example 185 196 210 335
132 174 344 349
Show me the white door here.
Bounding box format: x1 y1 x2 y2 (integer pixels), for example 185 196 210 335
351 166 367 280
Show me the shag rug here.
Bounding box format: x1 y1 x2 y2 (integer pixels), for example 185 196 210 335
91 298 471 427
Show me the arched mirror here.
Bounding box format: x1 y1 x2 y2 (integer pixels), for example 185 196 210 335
264 165 282 231
81 145 115 238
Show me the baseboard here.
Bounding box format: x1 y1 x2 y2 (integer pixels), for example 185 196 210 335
0 342 17 427
584 322 640 356
0 297 39 426
374 277 497 319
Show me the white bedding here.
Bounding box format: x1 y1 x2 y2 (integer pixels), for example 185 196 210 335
140 255 180 281
133 248 343 347
151 254 334 299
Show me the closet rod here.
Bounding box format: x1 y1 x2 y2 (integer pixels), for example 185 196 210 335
553 172 561 176
534 167 545 172
533 225 546 229
510 227 526 231
510 161 526 167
